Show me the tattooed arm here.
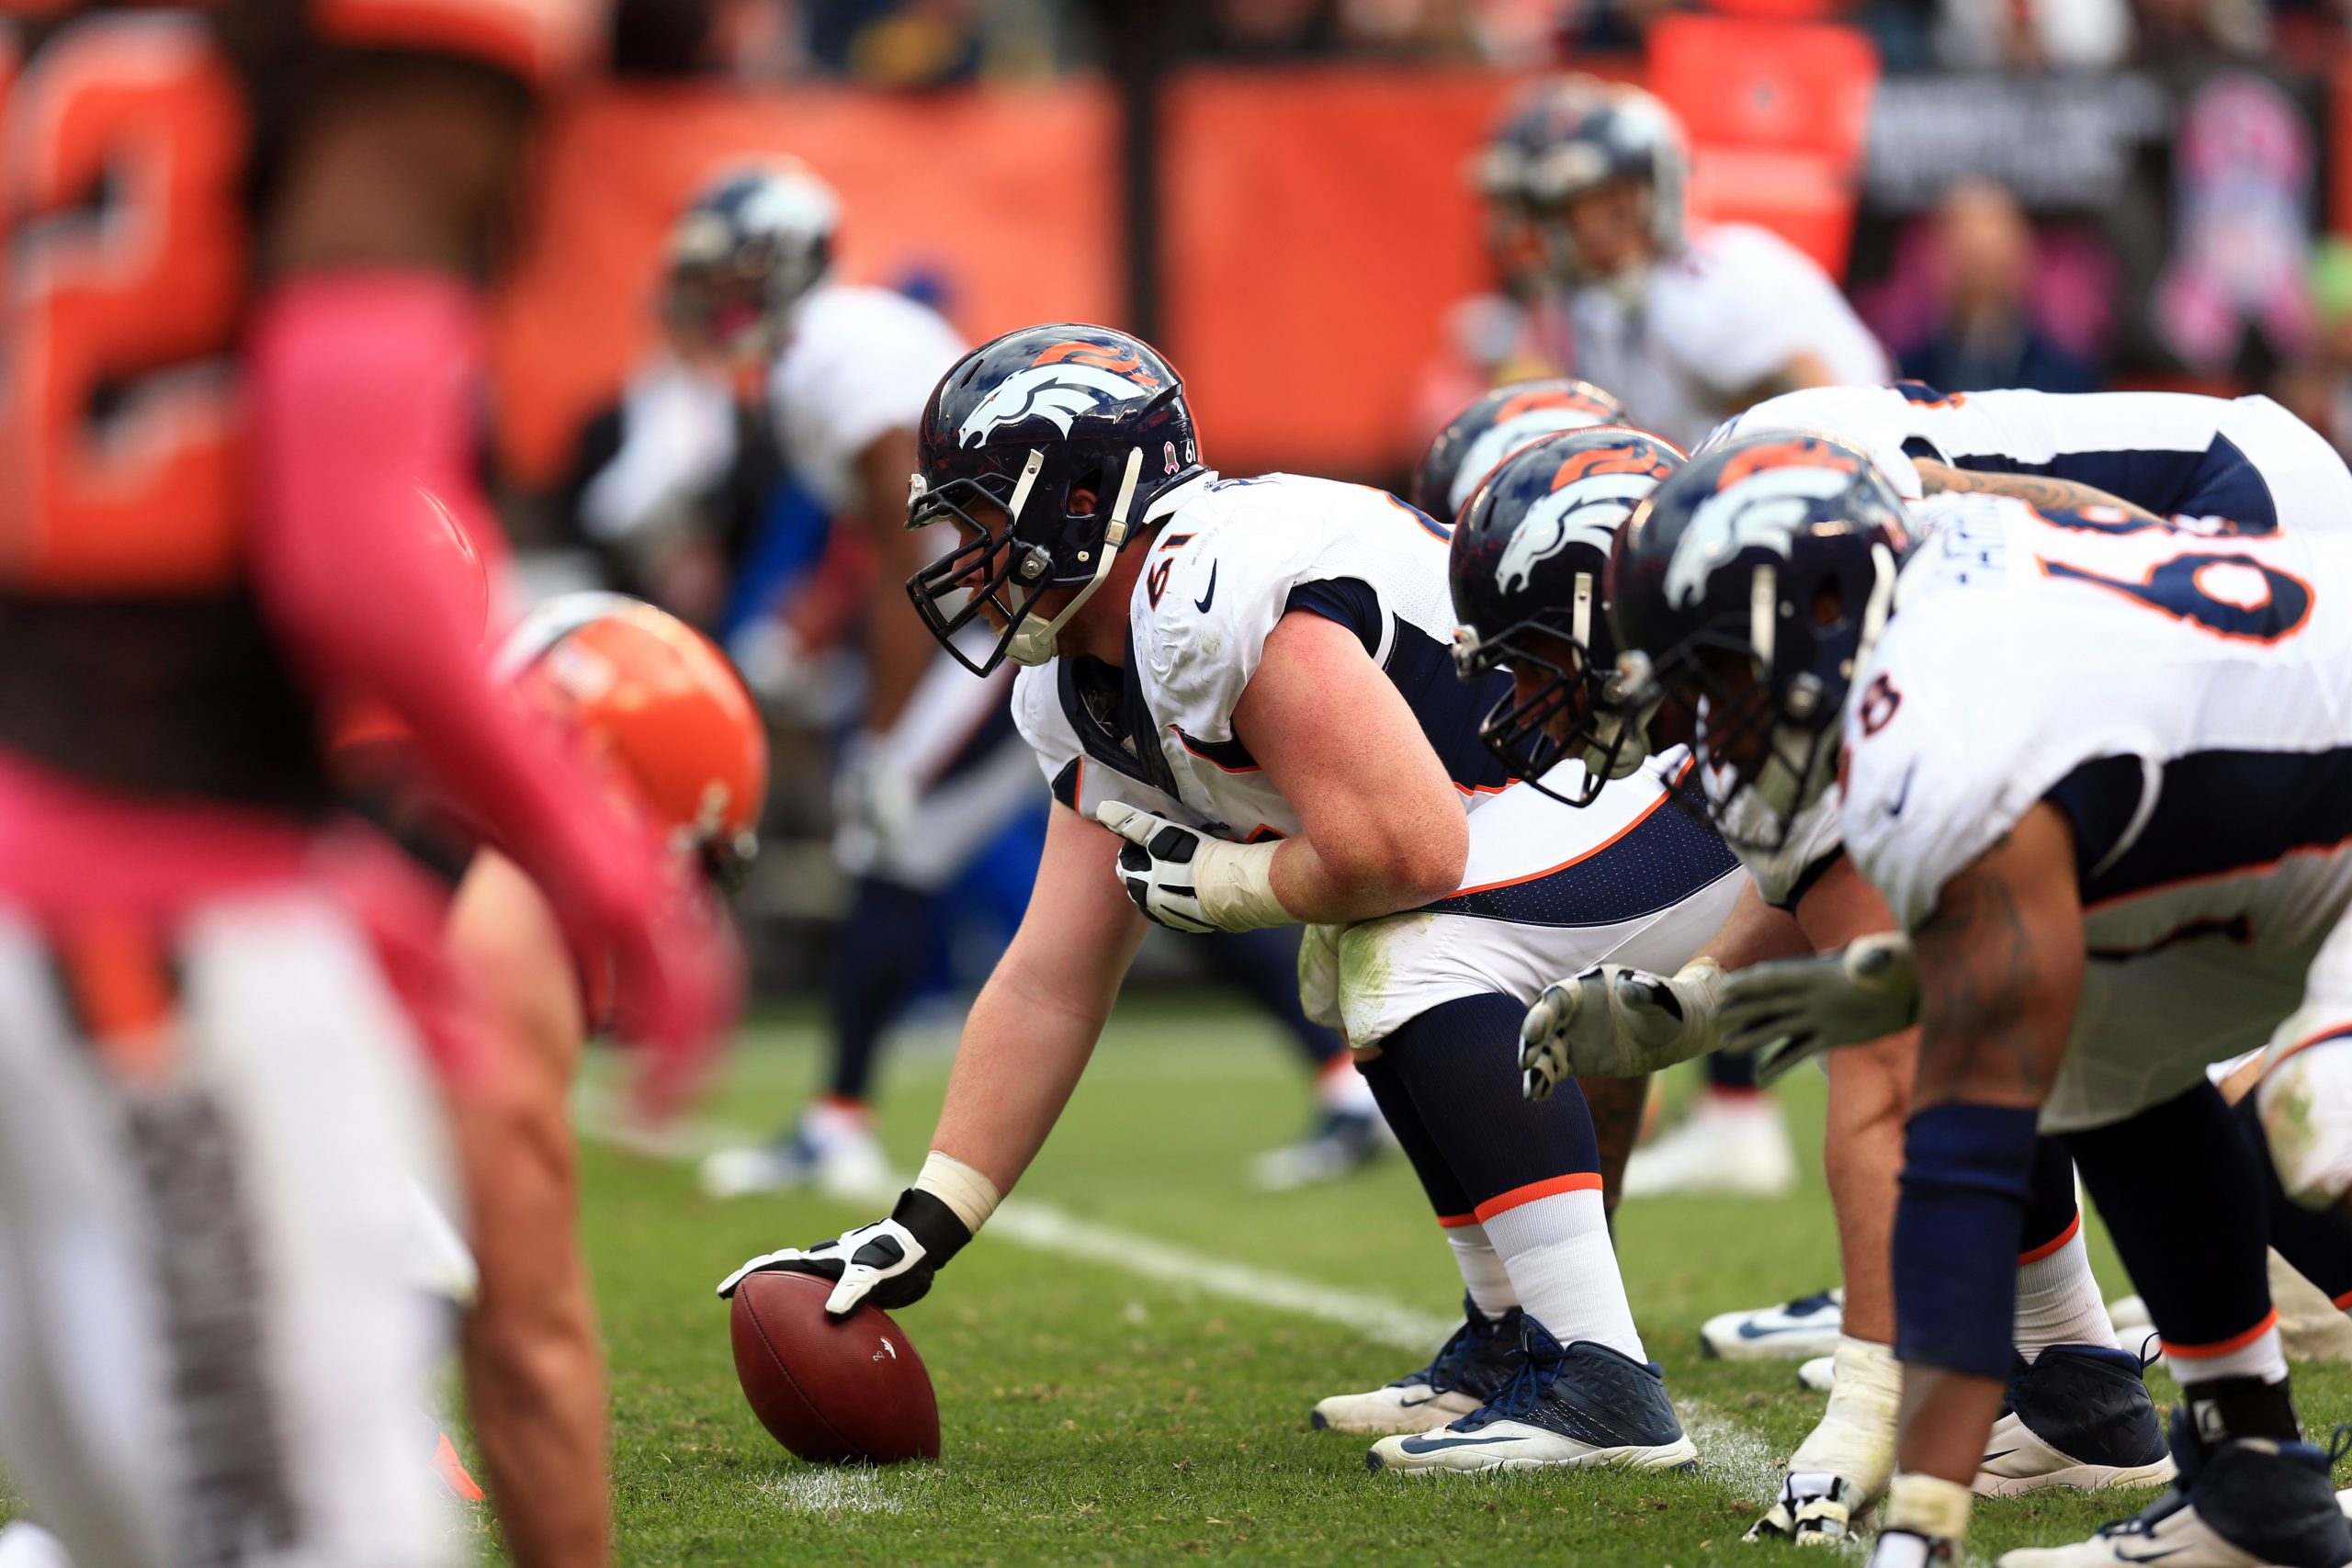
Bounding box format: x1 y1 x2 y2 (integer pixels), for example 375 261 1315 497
1894 803 2086 1488
1913 457 2165 526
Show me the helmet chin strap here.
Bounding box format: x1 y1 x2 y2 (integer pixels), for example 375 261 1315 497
1009 446 1145 668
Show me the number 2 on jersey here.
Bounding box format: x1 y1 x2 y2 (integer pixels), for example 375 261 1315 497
1 16 249 591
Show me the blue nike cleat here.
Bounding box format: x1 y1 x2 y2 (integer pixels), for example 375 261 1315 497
1976 1346 2176 1497
1997 1407 2352 1566
1700 1286 1843 1360
1365 1318 1699 1473
1311 1296 1521 1435
1250 1107 1395 1192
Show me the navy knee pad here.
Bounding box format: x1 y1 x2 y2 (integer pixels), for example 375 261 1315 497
2064 1082 2272 1354
1895 1102 2040 1379
1379 993 1601 1213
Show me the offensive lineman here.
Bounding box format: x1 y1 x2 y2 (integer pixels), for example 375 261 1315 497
717 322 1749 1472
1611 432 2352 1567
0 5 730 1566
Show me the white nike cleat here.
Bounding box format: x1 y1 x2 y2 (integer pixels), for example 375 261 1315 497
1701 1287 1844 1360
698 1105 895 1201
1622 1089 1798 1199
1311 1298 1520 1435
1367 1325 1698 1475
1798 1355 1837 1392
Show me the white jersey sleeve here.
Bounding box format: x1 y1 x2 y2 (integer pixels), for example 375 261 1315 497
1649 225 1889 400
769 285 967 516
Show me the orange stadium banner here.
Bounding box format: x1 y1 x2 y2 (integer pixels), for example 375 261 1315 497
492 79 1120 491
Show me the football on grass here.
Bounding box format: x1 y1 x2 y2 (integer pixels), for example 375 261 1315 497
729 1269 940 1464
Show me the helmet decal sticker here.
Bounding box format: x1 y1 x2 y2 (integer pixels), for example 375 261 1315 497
1663 465 1852 608
1495 472 1659 595
957 363 1158 447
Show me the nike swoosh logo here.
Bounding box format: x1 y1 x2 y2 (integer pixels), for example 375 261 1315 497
2110 1549 2185 1563
1980 1449 2016 1465
1396 1395 1437 1408
1883 761 1917 819
1195 562 1218 613
1396 1433 1520 1455
1736 1320 1826 1338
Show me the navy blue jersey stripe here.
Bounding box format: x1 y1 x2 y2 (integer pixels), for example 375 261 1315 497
1050 757 1081 809
2052 747 2352 912
1421 785 1739 927
1952 434 2275 531
1286 578 1383 656
1381 615 1518 794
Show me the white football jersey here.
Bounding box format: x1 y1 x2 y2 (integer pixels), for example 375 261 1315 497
1011 473 1522 840
1713 384 2352 534
769 283 967 516
1842 494 2352 979
1568 223 1888 452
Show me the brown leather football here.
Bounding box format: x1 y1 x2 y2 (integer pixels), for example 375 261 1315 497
729 1269 941 1464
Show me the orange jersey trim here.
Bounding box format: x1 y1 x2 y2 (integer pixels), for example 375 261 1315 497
60 913 177 1081
2160 1308 2279 1360
1435 1212 1480 1230
313 0 599 86
1472 1171 1603 1224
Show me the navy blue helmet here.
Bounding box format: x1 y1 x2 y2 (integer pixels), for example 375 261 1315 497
1411 378 1627 524
663 163 839 363
1477 75 1689 282
1608 433 1912 849
907 323 1209 676
1449 427 1683 806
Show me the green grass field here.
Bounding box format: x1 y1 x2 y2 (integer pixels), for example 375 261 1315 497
548 998 2352 1568
6 998 2340 1565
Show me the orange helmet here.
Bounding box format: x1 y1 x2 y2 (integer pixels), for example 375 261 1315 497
498 593 769 880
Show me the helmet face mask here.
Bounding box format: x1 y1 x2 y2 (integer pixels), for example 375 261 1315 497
1455 616 1592 805
907 325 1205 676
663 164 840 367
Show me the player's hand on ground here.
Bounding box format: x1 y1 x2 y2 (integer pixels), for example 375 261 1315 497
1715 932 1918 1085
1094 802 1235 933
717 1190 972 1316
1520 959 1724 1098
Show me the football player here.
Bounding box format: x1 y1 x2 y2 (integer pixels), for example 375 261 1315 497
1455 429 2170 1541
0 6 731 1568
1611 432 2352 1567
1478 76 1888 455
600 166 1379 1198
718 322 1752 1473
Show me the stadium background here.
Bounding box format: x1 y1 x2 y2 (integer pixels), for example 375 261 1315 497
511 0 2352 1001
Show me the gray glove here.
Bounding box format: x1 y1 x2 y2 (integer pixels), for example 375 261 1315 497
1715 932 1919 1085
1519 958 1726 1099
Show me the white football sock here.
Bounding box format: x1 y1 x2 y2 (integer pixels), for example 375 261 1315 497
1483 1185 1645 1360
1445 1222 1520 1318
1789 1337 1901 1495
2013 1223 2120 1360
2166 1319 2289 1387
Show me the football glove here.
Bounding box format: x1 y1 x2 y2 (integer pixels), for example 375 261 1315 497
716 1188 971 1316
1094 802 1288 933
1519 958 1725 1100
1715 932 1919 1086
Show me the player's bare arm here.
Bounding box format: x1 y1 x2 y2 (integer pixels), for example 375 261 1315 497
1883 806 2082 1518
1911 457 2164 525
851 425 935 732
1234 612 1471 924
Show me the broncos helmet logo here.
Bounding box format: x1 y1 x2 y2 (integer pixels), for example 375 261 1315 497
958 362 1160 449
1494 457 1665 597
1663 463 1854 609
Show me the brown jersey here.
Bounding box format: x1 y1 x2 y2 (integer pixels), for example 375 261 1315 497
0 0 594 807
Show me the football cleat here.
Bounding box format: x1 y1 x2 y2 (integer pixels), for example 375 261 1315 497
1250 1107 1394 1192
1365 1320 1697 1473
1623 1091 1798 1199
698 1106 894 1201
1976 1347 2176 1497
1748 1472 1874 1545
1799 1354 1838 1392
1996 1411 2352 1568
1701 1287 1844 1360
1311 1296 1522 1435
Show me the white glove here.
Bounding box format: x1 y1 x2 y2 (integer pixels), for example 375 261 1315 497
716 1190 971 1316
1519 958 1725 1099
831 732 921 876
1715 932 1919 1085
1094 802 1288 933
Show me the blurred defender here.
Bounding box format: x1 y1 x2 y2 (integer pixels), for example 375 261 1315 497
0 6 729 1567
721 323 1750 1474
